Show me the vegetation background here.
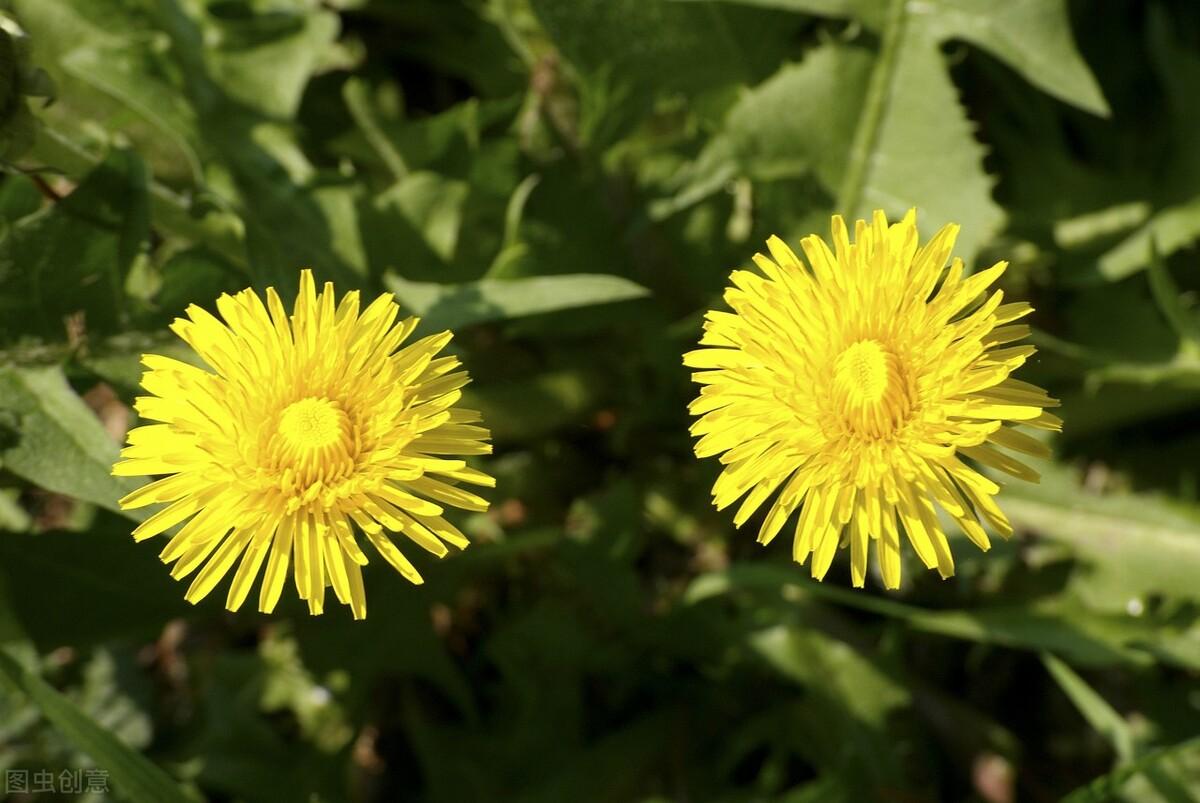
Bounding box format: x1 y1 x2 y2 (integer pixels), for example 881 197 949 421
0 0 1198 800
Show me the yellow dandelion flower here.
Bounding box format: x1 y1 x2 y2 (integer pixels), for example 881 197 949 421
113 270 494 619
685 210 1061 589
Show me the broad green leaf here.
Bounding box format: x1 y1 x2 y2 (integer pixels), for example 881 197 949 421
150 246 245 321
686 564 1198 668
0 13 52 162
26 126 247 270
911 0 1108 116
0 649 192 803
530 0 752 96
0 365 136 514
659 1 1004 261
385 273 649 331
671 0 1107 261
232 142 364 290
848 9 1003 261
0 147 149 340
679 0 1107 114
331 88 521 177
530 0 798 147
60 42 202 182
1001 460 1200 610
10 0 148 45
725 44 873 191
145 0 360 289
200 5 340 120
378 172 470 263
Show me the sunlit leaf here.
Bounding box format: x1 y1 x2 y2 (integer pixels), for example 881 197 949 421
0 365 135 514
385 273 649 331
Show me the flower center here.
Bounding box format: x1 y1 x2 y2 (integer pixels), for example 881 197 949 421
278 397 346 453
832 339 911 438
267 396 363 511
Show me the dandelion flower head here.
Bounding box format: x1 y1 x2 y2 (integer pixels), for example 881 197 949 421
685 210 1060 588
114 270 493 618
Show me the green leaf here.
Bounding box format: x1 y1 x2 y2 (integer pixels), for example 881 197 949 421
680 0 1108 115
1099 194 1200 279
59 42 203 182
151 246 245 320
0 172 43 220
1060 737 1200 803
726 44 873 191
342 77 408 180
687 563 1197 668
377 172 470 264
1001 460 1200 609
753 627 910 725
843 1 1003 261
1146 5 1200 185
671 0 876 17
0 364 136 515
1042 653 1135 763
385 273 649 331
142 0 361 289
531 0 807 149
26 126 248 271
0 648 192 803
530 0 753 96
200 5 340 120
675 0 1108 261
0 12 53 163
0 147 149 340
664 0 1005 262
912 0 1108 116
749 626 909 791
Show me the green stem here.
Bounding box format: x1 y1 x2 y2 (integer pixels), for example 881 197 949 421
835 0 907 218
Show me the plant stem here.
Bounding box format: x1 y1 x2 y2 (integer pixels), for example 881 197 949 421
835 0 907 218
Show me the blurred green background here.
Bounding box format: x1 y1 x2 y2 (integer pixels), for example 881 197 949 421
0 0 1199 801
